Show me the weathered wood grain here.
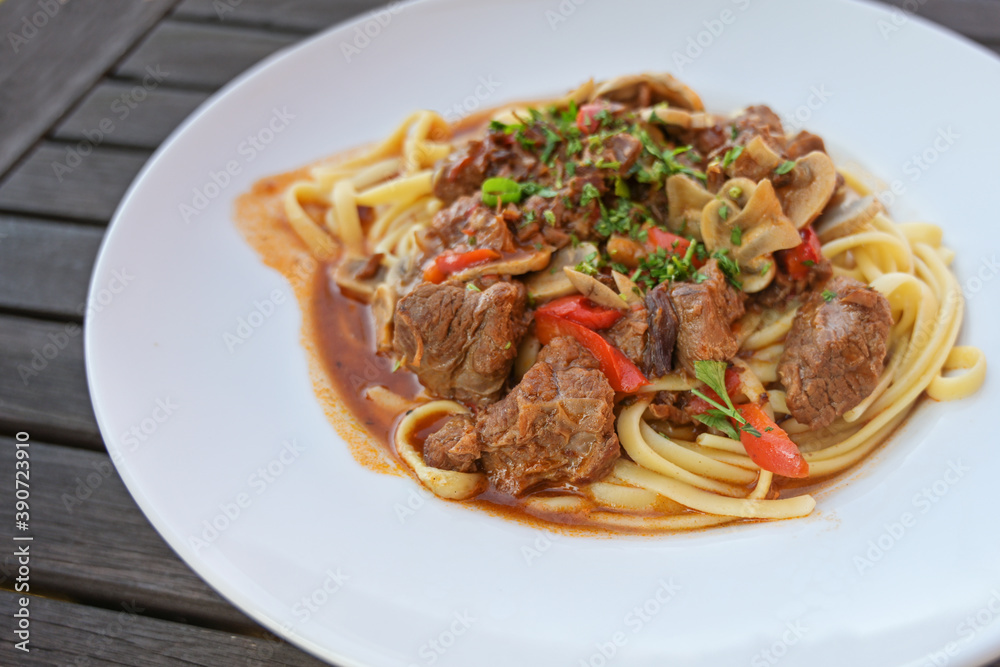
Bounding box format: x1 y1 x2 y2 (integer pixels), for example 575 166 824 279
0 592 329 666
0 438 256 630
0 0 177 179
172 0 379 32
0 216 104 319
0 314 100 447
0 143 149 223
115 20 299 91
52 81 210 150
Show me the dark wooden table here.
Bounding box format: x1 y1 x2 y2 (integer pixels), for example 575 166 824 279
0 1 998 665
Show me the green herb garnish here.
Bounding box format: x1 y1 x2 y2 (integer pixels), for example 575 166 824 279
775 160 796 175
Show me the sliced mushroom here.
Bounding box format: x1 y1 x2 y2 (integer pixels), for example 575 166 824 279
371 283 397 354
612 271 644 306
590 73 704 111
640 105 718 130
332 254 386 302
775 151 838 229
728 136 783 182
666 174 714 240
450 248 552 282
701 179 801 293
814 194 884 243
564 268 628 310
523 242 598 303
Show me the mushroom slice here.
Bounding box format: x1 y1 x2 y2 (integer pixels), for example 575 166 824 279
729 136 783 182
701 180 801 293
666 174 714 240
564 268 628 310
371 283 397 354
775 151 838 229
814 194 884 243
640 105 718 130
590 73 704 111
451 248 552 282
332 254 386 302
612 271 644 307
523 242 598 303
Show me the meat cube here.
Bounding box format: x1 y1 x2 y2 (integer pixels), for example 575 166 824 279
643 283 679 378
392 280 526 405
778 276 893 429
668 259 745 373
477 337 620 496
423 414 480 472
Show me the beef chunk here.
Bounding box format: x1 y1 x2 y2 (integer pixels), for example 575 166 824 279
647 391 691 424
785 130 827 160
778 276 892 429
644 284 679 377
392 280 526 405
477 337 620 496
668 259 745 373
422 196 518 257
433 132 542 204
754 254 834 310
605 305 648 367
423 414 480 472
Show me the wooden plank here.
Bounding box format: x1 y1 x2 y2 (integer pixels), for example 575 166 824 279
0 592 327 666
0 314 100 447
0 143 149 223
52 81 210 150
875 0 1000 43
173 0 379 32
0 216 104 319
0 439 256 630
0 0 177 179
114 20 299 91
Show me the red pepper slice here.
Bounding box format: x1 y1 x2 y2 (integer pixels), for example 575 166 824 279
423 248 501 283
646 228 706 268
535 312 649 393
535 295 623 330
776 226 822 280
575 103 606 134
735 403 809 478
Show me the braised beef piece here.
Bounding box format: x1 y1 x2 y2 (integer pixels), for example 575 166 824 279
785 130 827 160
644 283 679 377
422 413 480 473
392 280 526 405
433 131 542 204
754 255 834 309
668 259 745 373
778 276 892 429
421 196 519 257
518 173 606 243
477 336 620 496
605 305 648 368
647 391 691 424
673 105 796 172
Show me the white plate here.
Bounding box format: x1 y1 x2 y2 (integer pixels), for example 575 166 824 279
86 1 1000 665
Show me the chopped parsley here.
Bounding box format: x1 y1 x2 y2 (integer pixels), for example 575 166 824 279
721 145 744 168
543 210 556 225
759 261 772 276
579 182 601 207
711 249 742 289
690 360 761 440
391 358 403 372
822 289 837 302
504 341 512 350
719 204 730 221
774 160 796 175
466 283 482 292
730 226 742 245
730 124 739 141
727 186 742 200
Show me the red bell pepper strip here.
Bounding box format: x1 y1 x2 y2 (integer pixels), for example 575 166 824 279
776 226 822 280
535 295 623 330
735 403 809 478
535 312 649 393
646 228 706 268
423 248 501 283
575 103 607 134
